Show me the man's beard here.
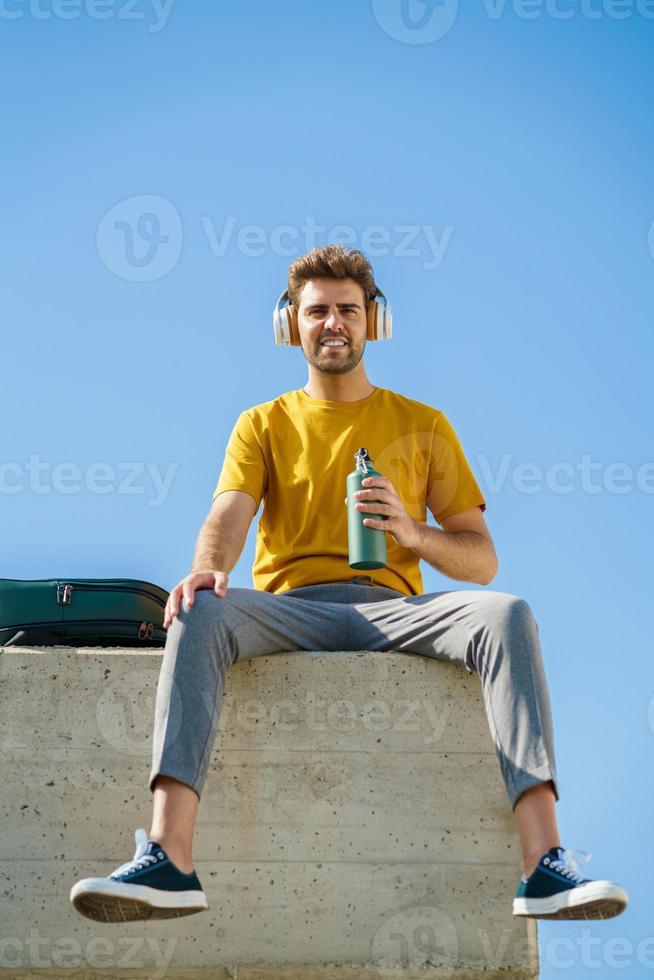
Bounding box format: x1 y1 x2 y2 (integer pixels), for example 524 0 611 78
303 339 366 375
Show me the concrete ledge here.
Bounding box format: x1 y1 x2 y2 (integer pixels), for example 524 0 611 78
0 970 539 980
0 645 539 978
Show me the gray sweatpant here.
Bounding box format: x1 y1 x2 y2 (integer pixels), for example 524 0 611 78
149 578 559 811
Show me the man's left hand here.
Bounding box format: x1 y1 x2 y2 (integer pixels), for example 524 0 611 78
350 476 421 551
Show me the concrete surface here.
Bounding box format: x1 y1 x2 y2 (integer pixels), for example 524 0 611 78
0 644 539 978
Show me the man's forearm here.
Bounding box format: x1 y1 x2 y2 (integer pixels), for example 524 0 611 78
190 517 245 574
409 522 498 586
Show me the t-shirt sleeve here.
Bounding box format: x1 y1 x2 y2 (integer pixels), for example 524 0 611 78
427 411 487 525
211 411 268 510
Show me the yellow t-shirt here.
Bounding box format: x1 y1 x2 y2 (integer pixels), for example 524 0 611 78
212 386 487 596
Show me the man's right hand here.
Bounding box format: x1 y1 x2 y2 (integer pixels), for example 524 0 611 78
163 570 229 629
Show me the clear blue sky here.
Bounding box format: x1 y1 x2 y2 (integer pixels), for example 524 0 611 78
2 1 653 975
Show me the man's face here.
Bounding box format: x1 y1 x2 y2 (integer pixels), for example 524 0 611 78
297 278 368 375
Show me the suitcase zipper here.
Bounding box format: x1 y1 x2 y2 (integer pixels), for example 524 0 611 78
55 582 166 609
1 618 162 638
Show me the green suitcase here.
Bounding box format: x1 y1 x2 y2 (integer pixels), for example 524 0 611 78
0 578 169 648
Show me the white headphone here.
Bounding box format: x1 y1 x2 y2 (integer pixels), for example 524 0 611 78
272 287 393 347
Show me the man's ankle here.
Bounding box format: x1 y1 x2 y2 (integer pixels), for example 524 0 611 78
523 843 560 879
148 830 194 875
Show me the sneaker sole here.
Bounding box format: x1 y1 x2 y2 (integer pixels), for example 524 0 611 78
513 882 628 921
70 879 208 923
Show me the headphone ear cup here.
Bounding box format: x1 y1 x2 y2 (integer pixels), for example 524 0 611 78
274 301 301 346
288 303 301 346
366 299 378 340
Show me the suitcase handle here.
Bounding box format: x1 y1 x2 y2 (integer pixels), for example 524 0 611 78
3 630 27 647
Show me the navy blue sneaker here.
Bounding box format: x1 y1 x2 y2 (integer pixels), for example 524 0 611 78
70 828 208 922
513 846 628 920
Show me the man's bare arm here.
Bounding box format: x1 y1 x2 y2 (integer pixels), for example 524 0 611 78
164 490 258 627
191 490 257 573
410 506 498 586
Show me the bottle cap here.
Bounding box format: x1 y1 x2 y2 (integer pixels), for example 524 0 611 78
354 447 373 474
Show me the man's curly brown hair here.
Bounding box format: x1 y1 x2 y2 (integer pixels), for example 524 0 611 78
287 244 378 309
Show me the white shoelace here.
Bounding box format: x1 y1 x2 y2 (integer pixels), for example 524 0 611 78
548 847 592 883
111 828 160 877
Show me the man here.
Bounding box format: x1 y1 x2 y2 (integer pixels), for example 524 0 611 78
70 245 627 924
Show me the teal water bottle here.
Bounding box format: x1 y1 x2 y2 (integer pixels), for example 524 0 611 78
347 447 387 570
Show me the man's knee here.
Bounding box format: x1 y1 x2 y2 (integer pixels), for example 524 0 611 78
479 591 539 639
176 587 231 626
